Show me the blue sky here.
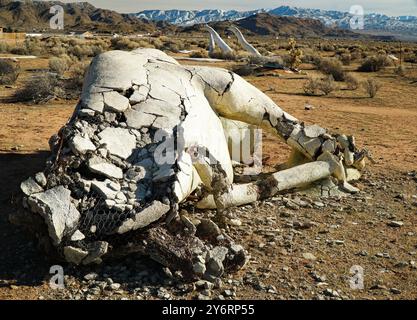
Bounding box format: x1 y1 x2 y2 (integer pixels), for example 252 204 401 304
51 1 417 16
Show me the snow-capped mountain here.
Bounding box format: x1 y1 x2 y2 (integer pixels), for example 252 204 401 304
135 9 266 26
134 5 417 35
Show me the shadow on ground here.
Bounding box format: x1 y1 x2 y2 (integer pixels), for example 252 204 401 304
0 151 53 286
0 152 179 293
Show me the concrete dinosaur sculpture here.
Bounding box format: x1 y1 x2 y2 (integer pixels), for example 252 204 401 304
204 25 234 55
228 26 262 57
16 49 366 280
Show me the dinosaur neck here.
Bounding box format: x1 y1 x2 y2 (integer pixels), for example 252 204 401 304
205 26 234 54
230 27 261 57
208 32 216 53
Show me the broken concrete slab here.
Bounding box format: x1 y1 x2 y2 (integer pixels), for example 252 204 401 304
304 125 327 138
28 186 80 245
103 91 130 112
125 109 156 129
69 135 96 155
116 201 170 234
82 241 109 265
64 246 89 265
87 156 123 179
20 177 43 196
98 127 136 160
91 179 121 200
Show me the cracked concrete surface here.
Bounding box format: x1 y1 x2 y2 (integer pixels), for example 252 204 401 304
14 49 366 280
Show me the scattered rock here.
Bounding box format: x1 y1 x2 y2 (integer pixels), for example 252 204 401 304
20 177 43 196
387 221 404 228
69 135 96 155
88 156 123 179
302 252 317 261
98 127 136 159
28 186 80 245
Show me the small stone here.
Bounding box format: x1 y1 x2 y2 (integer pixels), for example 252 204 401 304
69 135 96 155
223 289 234 297
84 272 99 281
64 246 88 265
70 230 85 241
302 252 317 261
304 124 326 138
390 288 401 295
109 283 121 291
34 172 47 187
20 177 43 196
193 262 206 276
88 157 123 179
91 180 121 200
387 221 404 228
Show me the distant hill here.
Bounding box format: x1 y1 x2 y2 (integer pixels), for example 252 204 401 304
0 0 163 33
181 13 361 38
135 6 417 38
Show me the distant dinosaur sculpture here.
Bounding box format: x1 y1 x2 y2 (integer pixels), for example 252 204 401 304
204 25 234 55
228 26 262 57
208 32 216 55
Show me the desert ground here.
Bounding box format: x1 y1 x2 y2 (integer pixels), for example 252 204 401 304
0 36 416 300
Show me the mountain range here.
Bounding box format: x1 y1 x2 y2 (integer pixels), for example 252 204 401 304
181 13 360 39
0 0 163 33
135 5 417 37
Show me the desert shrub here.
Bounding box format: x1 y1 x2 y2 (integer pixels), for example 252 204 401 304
303 76 336 96
302 54 322 67
404 54 417 63
318 76 336 95
135 39 155 49
10 46 28 55
67 61 90 92
50 45 67 56
0 42 10 53
320 43 335 52
287 38 303 69
351 49 364 60
340 53 352 66
69 45 95 59
394 65 406 76
49 57 68 76
362 79 381 98
24 38 43 55
0 59 20 85
344 73 359 90
358 55 392 72
209 49 237 61
150 38 164 50
189 50 209 58
303 77 320 96
197 40 208 49
257 47 269 56
318 58 345 81
14 73 60 103
163 41 180 53
111 37 140 51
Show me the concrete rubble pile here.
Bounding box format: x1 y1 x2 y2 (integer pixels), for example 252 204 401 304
14 48 367 281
